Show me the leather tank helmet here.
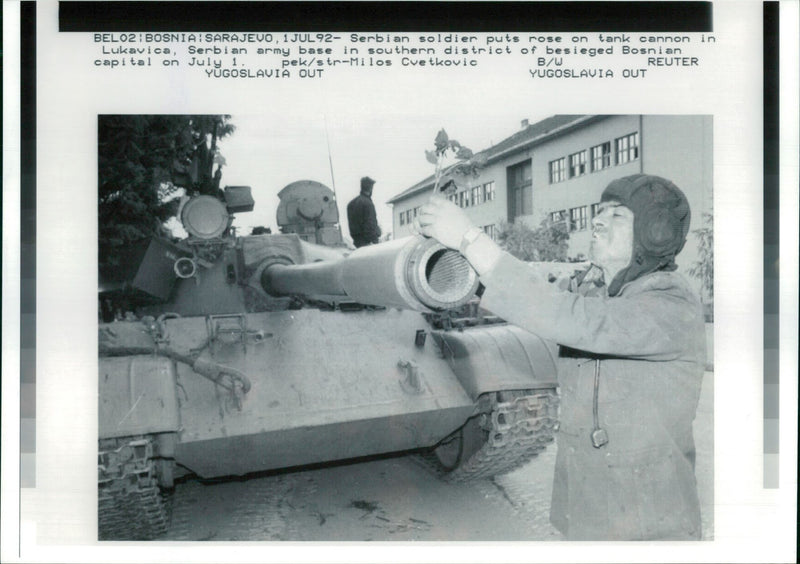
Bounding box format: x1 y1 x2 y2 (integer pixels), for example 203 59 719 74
600 174 692 297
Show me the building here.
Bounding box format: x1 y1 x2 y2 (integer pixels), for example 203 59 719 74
387 115 713 289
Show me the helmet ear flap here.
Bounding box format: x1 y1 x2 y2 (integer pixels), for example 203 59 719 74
637 205 682 255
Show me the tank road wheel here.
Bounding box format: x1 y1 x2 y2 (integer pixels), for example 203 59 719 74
433 415 487 471
98 436 171 540
431 388 559 482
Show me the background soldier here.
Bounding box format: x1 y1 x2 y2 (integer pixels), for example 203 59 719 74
347 176 381 248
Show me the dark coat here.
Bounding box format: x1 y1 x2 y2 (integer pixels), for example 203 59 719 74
346 193 380 248
479 256 705 540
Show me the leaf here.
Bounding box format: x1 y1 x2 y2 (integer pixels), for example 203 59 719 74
455 146 473 159
434 129 449 152
425 149 439 165
448 139 461 151
450 163 469 177
472 153 488 167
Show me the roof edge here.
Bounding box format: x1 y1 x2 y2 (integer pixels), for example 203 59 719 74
484 115 602 165
387 115 606 205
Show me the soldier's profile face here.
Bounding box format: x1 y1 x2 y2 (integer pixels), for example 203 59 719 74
589 201 634 270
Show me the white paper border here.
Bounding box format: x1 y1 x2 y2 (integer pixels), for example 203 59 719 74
2 1 798 562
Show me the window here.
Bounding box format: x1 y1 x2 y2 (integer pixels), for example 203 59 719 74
413 206 419 218
483 224 497 240
449 193 458 204
569 150 587 177
590 202 601 219
549 157 567 183
569 205 588 231
550 210 567 225
508 160 533 219
483 181 496 202
459 191 470 208
471 186 483 206
615 132 639 164
591 142 611 171
399 211 406 226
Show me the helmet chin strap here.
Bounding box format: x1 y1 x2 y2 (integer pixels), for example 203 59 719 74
607 245 677 297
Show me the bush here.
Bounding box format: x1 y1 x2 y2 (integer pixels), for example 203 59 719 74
687 212 713 320
496 217 570 262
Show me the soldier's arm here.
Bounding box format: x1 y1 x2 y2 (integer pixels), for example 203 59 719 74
478 253 700 361
366 202 380 239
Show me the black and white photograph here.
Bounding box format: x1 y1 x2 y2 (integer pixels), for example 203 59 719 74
2 1 798 563
96 113 714 542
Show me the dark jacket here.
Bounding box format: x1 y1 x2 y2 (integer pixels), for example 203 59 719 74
479 256 705 540
346 193 380 247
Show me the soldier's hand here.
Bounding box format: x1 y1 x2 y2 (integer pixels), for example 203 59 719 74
414 196 476 250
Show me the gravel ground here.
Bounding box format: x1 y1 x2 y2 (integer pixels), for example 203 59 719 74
161 371 714 541
494 369 715 540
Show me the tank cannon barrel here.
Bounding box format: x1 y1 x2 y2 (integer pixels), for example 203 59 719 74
261 235 480 312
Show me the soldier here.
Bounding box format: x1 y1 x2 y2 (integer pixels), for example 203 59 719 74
347 176 381 248
415 174 705 540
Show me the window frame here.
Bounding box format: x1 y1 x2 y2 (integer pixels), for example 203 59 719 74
483 181 496 202
569 205 589 232
568 150 587 178
615 132 640 165
550 209 567 225
549 157 567 184
471 185 483 206
590 142 611 171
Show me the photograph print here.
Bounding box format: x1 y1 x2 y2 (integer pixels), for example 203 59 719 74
96 113 713 542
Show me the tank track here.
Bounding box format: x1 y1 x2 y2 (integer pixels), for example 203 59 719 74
419 388 559 483
98 436 169 540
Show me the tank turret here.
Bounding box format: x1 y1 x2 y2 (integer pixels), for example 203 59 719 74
276 179 343 245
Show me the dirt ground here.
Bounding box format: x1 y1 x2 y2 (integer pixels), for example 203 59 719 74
161 371 714 542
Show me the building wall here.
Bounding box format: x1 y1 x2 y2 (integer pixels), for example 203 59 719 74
391 115 712 293
392 166 511 239
529 115 643 257
640 115 713 275
392 189 427 238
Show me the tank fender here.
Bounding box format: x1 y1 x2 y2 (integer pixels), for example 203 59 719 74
431 324 559 401
99 356 180 439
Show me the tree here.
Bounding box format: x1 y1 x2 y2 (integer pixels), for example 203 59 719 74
687 212 713 318
98 115 235 277
496 217 570 262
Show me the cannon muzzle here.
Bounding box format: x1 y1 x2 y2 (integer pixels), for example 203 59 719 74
261 236 480 312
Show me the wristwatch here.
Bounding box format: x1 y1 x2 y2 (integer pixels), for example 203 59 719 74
459 226 483 255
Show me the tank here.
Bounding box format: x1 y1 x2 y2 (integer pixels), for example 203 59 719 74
98 181 559 540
